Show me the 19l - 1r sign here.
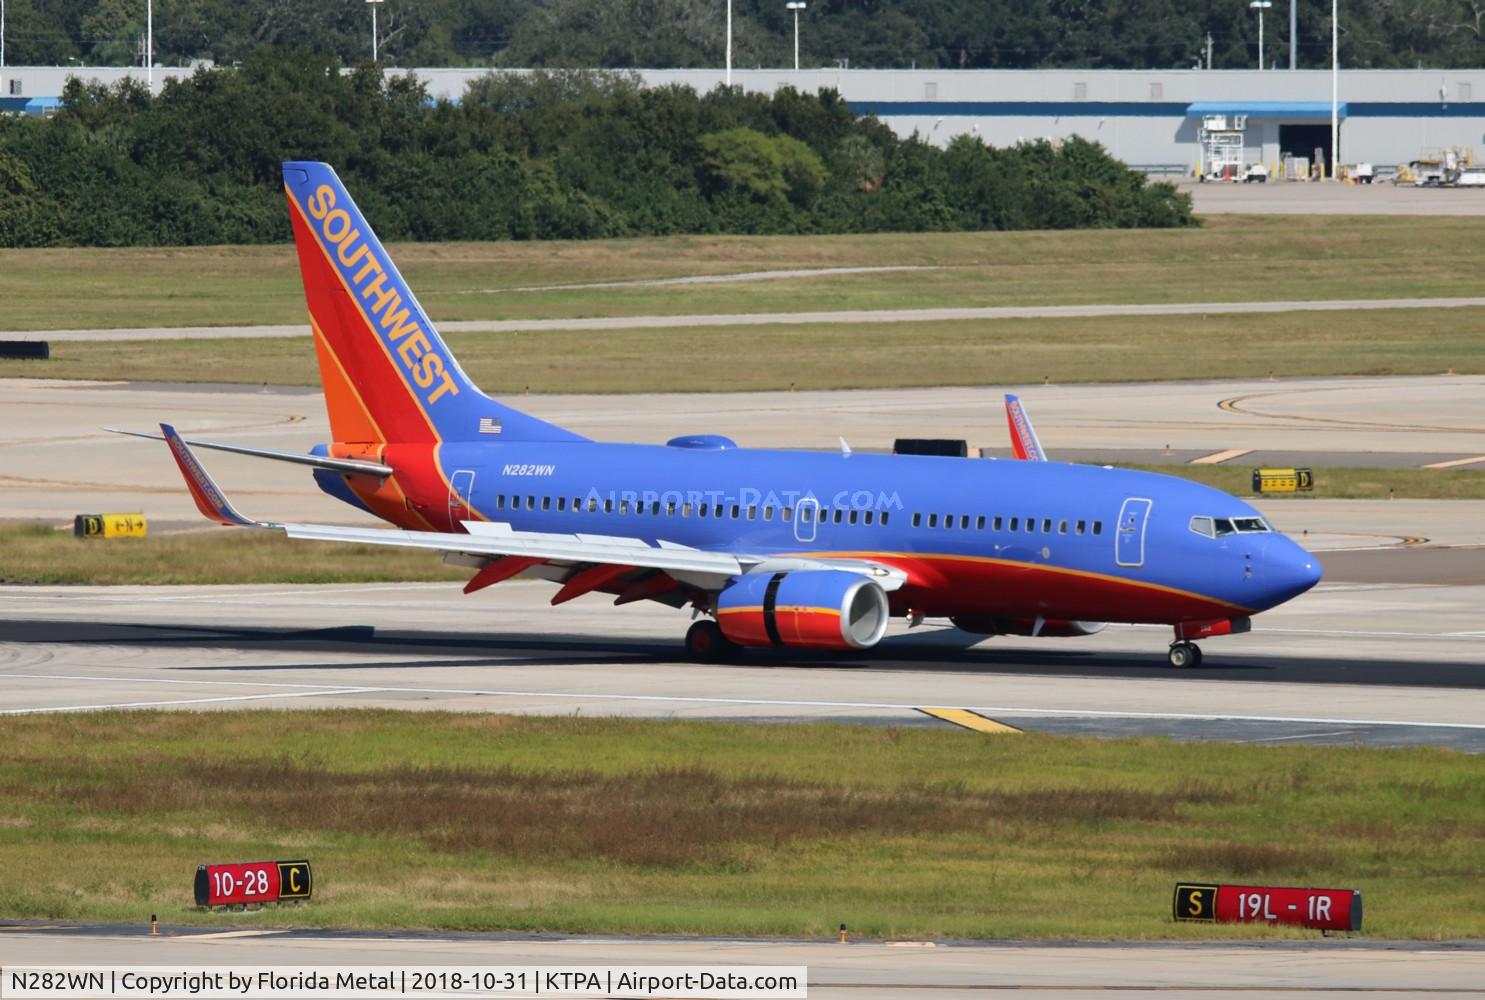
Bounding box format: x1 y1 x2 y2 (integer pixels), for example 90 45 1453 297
1173 883 1361 931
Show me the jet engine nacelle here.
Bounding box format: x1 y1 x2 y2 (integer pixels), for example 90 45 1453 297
716 570 890 650
951 615 1107 638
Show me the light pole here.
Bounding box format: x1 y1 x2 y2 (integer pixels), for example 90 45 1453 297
1336 0 1348 180
1289 0 1297 69
1249 0 1272 70
725 0 732 87
786 2 806 72
1 0 7 100
367 0 383 61
146 0 153 85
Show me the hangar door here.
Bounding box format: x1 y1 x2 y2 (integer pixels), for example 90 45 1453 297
1280 124 1334 172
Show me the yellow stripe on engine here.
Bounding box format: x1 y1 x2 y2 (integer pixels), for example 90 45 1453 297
917 707 1024 734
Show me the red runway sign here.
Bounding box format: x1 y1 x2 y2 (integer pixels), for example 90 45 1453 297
1174 883 1361 931
195 860 312 907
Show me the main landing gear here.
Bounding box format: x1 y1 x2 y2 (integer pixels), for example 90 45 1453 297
1168 641 1203 668
685 619 741 664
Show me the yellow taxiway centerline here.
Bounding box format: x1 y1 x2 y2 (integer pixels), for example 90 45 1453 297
917 707 1024 734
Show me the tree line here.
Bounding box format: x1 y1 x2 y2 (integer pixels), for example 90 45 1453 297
0 51 1193 248
3 0 1482 72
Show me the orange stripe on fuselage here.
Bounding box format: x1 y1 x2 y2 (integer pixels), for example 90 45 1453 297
800 550 1252 623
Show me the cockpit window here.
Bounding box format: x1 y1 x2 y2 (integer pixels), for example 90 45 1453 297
1193 515 1271 538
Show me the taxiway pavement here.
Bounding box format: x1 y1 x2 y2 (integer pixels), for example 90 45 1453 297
4 374 1484 527
4 927 1482 999
3 574 1482 749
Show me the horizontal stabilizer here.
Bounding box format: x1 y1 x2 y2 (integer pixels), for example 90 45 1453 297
111 427 392 477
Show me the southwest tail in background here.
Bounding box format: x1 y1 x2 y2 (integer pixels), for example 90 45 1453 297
282 161 584 446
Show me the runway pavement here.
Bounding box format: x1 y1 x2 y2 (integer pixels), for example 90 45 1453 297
4 374 1484 527
25 294 1485 341
4 926 1483 999
3 574 1482 749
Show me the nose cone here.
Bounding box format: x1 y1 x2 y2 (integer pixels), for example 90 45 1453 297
1262 537 1323 607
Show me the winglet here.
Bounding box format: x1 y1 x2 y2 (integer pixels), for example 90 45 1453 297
1004 394 1048 462
159 423 261 527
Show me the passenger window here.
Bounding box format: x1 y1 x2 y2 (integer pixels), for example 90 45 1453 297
731 504 740 518
1093 521 1103 535
1076 519 1085 535
1042 518 1052 533
587 498 598 513
928 513 938 528
666 501 677 516
783 507 793 522
960 515 970 530
698 503 709 518
863 510 873 525
604 499 613 513
943 513 952 528
763 506 773 521
747 505 757 520
1189 516 1214 538
833 509 844 524
976 515 986 530
801 507 813 524
1010 517 1019 531
650 500 661 515
542 497 551 511
912 513 921 528
1058 519 1067 534
993 516 1003 531
526 496 536 510
556 497 566 512
848 510 857 525
495 494 505 510
881 511 890 526
1026 518 1035 533
619 500 630 514
681 503 692 517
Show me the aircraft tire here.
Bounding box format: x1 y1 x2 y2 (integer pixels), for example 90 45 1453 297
1168 642 1199 668
686 619 741 664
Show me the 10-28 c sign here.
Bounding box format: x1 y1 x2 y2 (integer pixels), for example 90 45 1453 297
194 860 312 907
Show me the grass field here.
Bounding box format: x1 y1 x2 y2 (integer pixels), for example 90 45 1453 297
1 307 1481 390
0 710 1480 939
1128 465 1485 501
0 525 465 586
3 216 1485 332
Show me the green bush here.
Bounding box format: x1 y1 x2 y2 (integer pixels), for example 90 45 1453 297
0 52 1194 248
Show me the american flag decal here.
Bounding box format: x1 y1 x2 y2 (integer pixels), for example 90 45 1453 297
479 417 503 435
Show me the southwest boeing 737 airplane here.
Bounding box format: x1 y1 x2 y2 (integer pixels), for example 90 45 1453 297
123 161 1322 668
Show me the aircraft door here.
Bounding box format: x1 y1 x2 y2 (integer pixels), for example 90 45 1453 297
1115 497 1152 567
448 469 476 531
794 497 820 544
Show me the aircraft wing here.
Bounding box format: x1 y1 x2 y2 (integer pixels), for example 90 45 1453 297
1004 393 1048 461
155 424 905 599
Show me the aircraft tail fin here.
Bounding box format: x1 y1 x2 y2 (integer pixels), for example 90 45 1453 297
282 161 585 446
1004 393 1048 461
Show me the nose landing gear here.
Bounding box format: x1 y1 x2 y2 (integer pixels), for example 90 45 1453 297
1168 641 1203 668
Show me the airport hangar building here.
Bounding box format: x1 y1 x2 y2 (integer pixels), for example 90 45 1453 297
6 64 1485 172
